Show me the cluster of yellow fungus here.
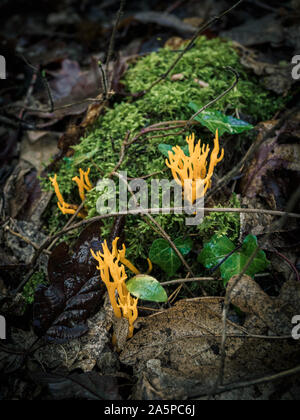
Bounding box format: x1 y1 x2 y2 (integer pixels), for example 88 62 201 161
50 168 92 218
90 238 139 339
166 130 224 204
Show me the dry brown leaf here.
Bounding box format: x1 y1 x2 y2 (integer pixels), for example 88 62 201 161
220 14 284 47
228 275 291 336
183 17 204 28
164 36 186 50
20 132 60 173
241 120 300 204
36 309 110 372
133 12 196 35
120 279 300 399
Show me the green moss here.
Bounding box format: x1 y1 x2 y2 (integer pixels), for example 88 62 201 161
23 272 48 304
197 193 241 242
43 36 286 273
123 37 283 121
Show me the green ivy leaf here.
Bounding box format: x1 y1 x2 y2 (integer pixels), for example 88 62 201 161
126 275 168 302
197 234 235 269
149 237 193 277
158 143 189 158
198 234 270 286
188 103 254 136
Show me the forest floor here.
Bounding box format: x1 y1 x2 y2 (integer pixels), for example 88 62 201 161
0 0 300 401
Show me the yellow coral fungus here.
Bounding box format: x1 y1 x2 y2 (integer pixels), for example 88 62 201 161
72 168 92 202
146 258 153 274
166 130 224 204
91 238 138 339
50 168 92 219
118 244 141 275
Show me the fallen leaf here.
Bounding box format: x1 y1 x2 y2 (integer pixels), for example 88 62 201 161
20 132 60 173
164 36 186 50
220 14 284 47
120 281 300 399
33 221 106 343
241 121 300 203
239 48 294 94
3 160 33 218
4 220 47 265
35 309 111 372
183 17 204 28
33 370 120 400
133 12 196 35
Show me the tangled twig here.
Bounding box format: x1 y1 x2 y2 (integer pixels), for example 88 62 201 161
209 186 300 397
142 0 244 94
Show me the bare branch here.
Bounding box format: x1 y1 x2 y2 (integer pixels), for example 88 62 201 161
207 104 300 199
186 67 240 127
191 365 300 399
142 0 244 94
105 0 127 91
210 185 300 396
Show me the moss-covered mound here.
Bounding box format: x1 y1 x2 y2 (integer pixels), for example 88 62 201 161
44 36 285 267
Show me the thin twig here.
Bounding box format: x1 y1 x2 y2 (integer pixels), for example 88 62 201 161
272 249 300 283
97 59 108 97
0 115 37 130
142 0 244 94
207 105 300 199
38 206 300 240
244 0 280 12
14 204 300 293
4 225 51 255
161 277 217 286
105 0 127 91
127 169 167 180
190 365 300 399
168 284 183 303
210 186 300 396
112 171 198 297
46 200 87 253
185 67 240 129
40 70 54 113
108 131 130 178
7 96 109 114
209 243 243 274
126 67 239 148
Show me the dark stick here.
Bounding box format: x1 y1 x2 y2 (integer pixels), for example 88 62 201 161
207 105 300 199
105 0 127 91
210 186 300 397
142 0 244 94
190 365 300 399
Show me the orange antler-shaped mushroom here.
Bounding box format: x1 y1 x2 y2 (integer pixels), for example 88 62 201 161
166 130 224 204
72 168 93 202
50 168 92 219
91 238 138 339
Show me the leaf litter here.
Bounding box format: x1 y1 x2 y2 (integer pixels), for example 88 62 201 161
0 0 300 401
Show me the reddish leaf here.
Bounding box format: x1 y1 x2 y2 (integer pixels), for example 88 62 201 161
33 221 106 343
